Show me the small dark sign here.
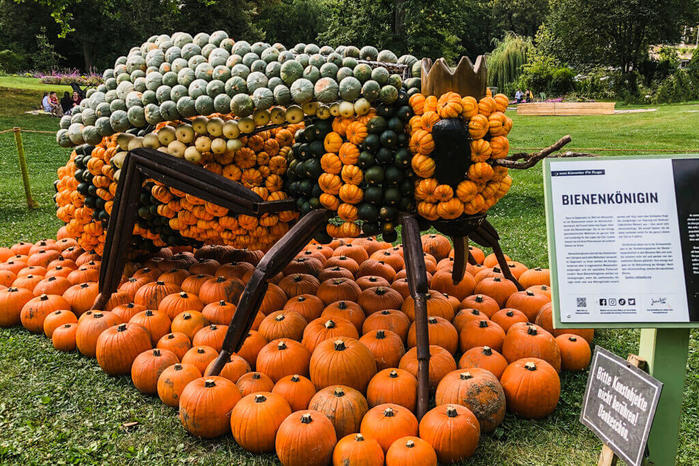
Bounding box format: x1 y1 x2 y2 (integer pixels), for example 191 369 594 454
580 347 663 466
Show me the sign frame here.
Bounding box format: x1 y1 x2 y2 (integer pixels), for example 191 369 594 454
580 346 663 466
542 154 699 329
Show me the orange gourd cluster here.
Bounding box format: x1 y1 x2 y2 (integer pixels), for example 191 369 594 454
55 116 302 254
55 142 116 255
408 91 514 221
320 112 377 238
0 232 594 465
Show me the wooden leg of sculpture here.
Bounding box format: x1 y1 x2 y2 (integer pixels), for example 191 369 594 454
401 214 430 420
471 220 524 291
208 209 332 376
451 235 472 284
92 153 143 310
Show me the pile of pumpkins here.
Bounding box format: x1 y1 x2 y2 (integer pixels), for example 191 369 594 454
0 231 594 465
55 115 302 255
56 31 419 148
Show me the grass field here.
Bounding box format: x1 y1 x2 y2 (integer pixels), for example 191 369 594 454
0 75 73 93
0 84 697 465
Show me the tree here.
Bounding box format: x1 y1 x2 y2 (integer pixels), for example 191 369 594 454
319 0 494 61
490 0 549 39
487 32 532 91
256 0 329 46
546 0 699 81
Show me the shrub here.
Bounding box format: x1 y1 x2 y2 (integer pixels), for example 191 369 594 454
0 50 26 74
36 70 103 87
654 70 699 103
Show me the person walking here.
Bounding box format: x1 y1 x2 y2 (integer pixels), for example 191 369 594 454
515 89 523 103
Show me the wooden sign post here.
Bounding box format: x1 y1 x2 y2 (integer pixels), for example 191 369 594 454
543 155 699 464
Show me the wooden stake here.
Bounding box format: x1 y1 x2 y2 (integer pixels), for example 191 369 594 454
13 128 38 209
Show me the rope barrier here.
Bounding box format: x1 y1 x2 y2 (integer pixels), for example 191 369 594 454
512 147 699 153
0 127 55 135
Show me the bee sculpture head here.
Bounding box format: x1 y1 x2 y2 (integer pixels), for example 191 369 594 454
420 56 487 99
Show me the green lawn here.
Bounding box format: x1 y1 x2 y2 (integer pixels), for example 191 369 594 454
0 75 73 93
0 87 697 464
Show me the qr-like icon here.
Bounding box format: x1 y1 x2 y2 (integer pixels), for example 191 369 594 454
576 297 587 307
609 298 617 306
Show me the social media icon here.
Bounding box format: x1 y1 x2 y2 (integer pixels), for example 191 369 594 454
609 298 617 306
628 298 636 305
618 298 626 305
599 298 607 306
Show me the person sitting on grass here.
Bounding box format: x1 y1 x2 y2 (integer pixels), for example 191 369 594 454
61 91 73 115
47 91 63 116
41 92 52 113
72 91 82 108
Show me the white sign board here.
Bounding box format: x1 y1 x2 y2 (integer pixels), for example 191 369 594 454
543 156 699 327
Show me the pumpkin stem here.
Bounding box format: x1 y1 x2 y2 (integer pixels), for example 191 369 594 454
527 326 538 336
524 362 537 371
355 433 365 441
293 275 303 282
428 317 438 324
405 440 415 448
375 330 385 339
48 277 56 282
381 310 390 315
255 394 267 403
383 407 395 417
218 300 226 305
446 406 458 417
478 320 488 328
569 336 577 342
460 372 473 380
145 310 154 316
117 323 127 332
475 295 484 303
334 340 346 351
291 375 300 382
204 379 216 387
334 387 345 397
389 370 398 378
93 312 104 319
471 309 481 315
506 311 514 316
182 313 192 320
156 281 165 285
252 373 261 379
275 314 286 321
153 349 161 356
180 291 188 297
216 276 225 282
526 291 535 296
297 296 306 302
167 333 175 340
40 294 49 301
337 301 347 309
277 340 287 350
300 413 313 424
482 346 493 355
197 347 205 354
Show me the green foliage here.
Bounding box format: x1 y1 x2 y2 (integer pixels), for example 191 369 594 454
256 0 328 46
654 70 699 103
546 0 699 83
32 26 63 71
490 0 549 38
487 32 532 91
0 49 26 73
517 52 575 96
